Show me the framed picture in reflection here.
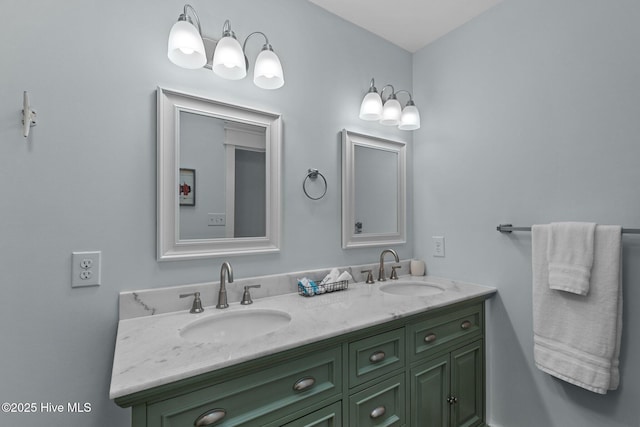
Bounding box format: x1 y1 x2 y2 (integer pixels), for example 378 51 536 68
179 168 195 206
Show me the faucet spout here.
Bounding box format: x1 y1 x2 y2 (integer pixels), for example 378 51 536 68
378 249 399 281
216 261 234 309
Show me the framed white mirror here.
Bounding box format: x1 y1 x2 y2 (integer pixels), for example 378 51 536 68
341 130 406 248
157 87 281 260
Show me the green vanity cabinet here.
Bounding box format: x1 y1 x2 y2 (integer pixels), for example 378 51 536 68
116 297 488 427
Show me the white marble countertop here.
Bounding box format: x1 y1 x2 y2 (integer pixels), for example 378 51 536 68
109 275 495 399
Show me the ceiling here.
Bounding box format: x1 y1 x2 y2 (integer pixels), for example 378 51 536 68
308 0 503 52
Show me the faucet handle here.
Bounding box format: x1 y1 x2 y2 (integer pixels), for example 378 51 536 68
180 291 204 314
241 285 261 305
390 265 402 280
361 270 375 284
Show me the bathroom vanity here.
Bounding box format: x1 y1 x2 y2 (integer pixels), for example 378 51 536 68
110 274 495 426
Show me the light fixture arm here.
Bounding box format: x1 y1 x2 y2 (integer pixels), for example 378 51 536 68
366 78 378 93
394 90 415 106
239 32 271 72
221 19 236 38
242 31 271 52
380 84 396 102
180 4 202 36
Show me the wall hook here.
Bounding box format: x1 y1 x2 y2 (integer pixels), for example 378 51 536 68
22 91 37 138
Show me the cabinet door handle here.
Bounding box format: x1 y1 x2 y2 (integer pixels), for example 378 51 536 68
370 405 386 419
369 351 386 363
461 320 472 330
424 333 437 343
292 376 316 392
447 396 458 405
194 408 226 426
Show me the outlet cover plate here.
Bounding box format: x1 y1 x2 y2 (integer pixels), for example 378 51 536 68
208 213 226 226
433 236 445 257
71 251 101 287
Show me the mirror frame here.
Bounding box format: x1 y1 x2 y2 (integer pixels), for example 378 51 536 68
341 129 406 249
157 87 281 261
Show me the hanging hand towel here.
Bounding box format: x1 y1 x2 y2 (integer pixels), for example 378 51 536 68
532 224 623 394
547 222 596 295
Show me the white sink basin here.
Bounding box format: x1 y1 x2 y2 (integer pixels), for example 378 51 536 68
379 280 446 297
180 308 292 344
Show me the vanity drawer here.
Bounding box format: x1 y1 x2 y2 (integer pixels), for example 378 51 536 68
349 328 405 388
280 401 342 427
408 304 482 361
147 346 342 427
348 373 405 426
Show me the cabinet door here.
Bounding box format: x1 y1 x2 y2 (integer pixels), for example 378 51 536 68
410 353 450 427
281 401 342 427
450 340 484 427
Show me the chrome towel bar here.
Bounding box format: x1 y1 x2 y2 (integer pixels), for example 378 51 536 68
497 224 640 234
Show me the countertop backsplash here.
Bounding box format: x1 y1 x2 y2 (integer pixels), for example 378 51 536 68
118 260 412 320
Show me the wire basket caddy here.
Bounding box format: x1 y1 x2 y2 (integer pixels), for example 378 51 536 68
298 279 349 297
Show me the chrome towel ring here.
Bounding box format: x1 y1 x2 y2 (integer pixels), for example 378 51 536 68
303 168 327 200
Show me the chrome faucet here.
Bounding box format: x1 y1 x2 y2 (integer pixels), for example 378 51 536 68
216 262 234 309
378 249 399 281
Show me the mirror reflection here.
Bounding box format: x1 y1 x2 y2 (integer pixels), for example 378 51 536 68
179 112 266 240
342 129 406 248
354 145 398 234
157 87 281 260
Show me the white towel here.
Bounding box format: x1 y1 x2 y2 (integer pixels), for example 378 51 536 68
547 222 596 295
532 224 623 394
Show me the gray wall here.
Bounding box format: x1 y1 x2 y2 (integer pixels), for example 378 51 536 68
0 0 412 425
413 0 640 426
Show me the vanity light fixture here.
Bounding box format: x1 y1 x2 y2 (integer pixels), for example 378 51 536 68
167 4 285 90
167 5 207 69
358 78 421 130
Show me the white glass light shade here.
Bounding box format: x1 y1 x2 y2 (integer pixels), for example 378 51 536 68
212 36 247 80
167 20 207 69
254 49 284 89
359 92 383 121
379 98 402 126
399 105 421 130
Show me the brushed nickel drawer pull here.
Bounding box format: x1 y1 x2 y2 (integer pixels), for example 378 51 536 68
370 405 386 419
194 408 226 426
369 351 386 363
424 333 437 343
461 320 472 330
292 376 316 392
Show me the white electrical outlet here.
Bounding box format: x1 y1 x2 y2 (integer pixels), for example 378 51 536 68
433 236 445 257
208 213 226 226
72 251 101 287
